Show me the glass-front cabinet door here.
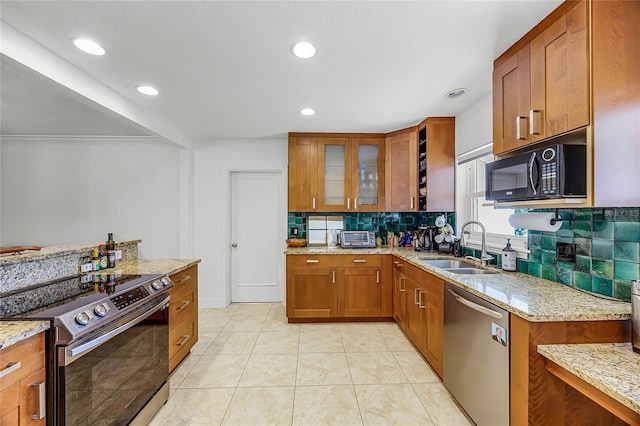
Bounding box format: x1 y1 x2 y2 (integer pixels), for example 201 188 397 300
317 138 351 211
353 137 385 211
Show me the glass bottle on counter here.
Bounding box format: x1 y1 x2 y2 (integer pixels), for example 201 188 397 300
92 248 101 271
106 233 116 268
99 244 108 270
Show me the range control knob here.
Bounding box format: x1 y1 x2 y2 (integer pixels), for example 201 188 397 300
151 280 162 290
93 304 108 317
75 311 91 326
161 277 171 286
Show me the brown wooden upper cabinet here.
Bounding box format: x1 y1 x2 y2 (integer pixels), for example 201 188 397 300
493 0 589 155
417 117 455 212
385 127 418 212
288 133 385 212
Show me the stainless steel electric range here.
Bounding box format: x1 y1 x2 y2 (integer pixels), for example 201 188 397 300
0 272 174 425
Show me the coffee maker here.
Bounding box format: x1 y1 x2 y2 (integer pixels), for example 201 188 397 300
415 225 438 251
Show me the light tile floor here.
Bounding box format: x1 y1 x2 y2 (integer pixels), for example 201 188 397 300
150 303 473 426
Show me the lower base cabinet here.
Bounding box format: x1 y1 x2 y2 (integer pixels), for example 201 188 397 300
169 264 199 373
0 333 46 425
286 254 390 320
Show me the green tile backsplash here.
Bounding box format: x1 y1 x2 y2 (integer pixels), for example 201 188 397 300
485 207 639 302
287 211 455 245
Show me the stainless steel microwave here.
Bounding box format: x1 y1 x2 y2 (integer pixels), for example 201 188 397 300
485 144 587 202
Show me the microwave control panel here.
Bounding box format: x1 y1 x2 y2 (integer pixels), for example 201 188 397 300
541 162 557 195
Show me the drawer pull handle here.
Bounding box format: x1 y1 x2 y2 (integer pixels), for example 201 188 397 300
177 275 191 284
0 361 21 378
31 381 46 420
176 300 191 311
414 288 420 305
399 277 405 292
177 335 191 347
353 259 366 263
419 291 426 309
306 260 319 263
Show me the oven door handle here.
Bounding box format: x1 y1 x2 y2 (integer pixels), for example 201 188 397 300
63 295 170 366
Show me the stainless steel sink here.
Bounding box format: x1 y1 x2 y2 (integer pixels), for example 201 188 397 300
445 268 497 275
421 259 477 269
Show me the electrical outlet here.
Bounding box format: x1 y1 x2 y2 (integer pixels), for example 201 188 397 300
290 227 299 236
556 242 576 262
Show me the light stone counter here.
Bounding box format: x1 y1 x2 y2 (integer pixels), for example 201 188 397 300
537 343 640 415
286 247 631 322
113 258 201 276
0 320 49 350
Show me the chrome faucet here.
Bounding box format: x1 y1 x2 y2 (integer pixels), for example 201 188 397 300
460 220 494 266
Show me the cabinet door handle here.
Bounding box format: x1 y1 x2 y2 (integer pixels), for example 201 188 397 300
376 270 380 284
414 288 420 305
393 261 400 265
354 198 358 210
312 197 316 210
177 335 191 347
399 277 405 292
529 110 542 135
176 300 191 311
353 259 366 263
306 259 319 263
516 116 527 140
332 270 336 284
410 197 415 209
0 361 21 378
419 291 426 309
347 198 350 210
177 275 191 284
31 381 46 420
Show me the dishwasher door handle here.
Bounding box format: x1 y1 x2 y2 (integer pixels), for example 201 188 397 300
446 287 504 319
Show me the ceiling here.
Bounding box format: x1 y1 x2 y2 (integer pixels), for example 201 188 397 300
0 1 562 143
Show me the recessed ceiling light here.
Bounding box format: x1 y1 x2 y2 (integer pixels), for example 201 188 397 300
445 88 468 99
300 108 315 116
136 85 159 96
291 41 316 59
72 38 105 55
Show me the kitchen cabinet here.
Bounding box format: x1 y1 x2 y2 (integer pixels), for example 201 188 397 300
416 117 455 212
288 133 385 212
169 264 199 373
421 270 443 378
286 254 391 320
287 255 338 318
288 135 318 211
493 1 588 154
492 0 639 207
0 333 46 425
390 258 443 378
385 127 418 212
392 259 407 328
492 44 531 153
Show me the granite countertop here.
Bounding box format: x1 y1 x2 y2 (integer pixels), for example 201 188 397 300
114 258 201 276
286 247 631 322
0 321 50 350
0 239 142 265
537 343 640 415
0 258 200 349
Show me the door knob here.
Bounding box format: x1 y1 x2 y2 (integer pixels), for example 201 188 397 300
231 243 238 248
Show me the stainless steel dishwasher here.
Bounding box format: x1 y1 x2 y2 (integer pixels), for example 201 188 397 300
444 282 510 426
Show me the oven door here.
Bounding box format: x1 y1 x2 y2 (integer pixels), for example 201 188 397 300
55 295 170 425
485 150 541 201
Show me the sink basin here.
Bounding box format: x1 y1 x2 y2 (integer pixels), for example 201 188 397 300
421 259 476 269
445 268 497 275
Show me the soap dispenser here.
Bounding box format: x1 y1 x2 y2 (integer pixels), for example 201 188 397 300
501 239 517 271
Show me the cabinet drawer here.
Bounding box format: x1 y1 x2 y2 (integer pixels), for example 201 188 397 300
169 279 197 321
338 255 380 268
287 255 338 268
169 318 197 371
421 271 444 298
0 382 19 419
170 265 198 288
0 334 44 391
391 258 421 283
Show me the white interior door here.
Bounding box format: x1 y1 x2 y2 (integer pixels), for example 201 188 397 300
230 171 284 302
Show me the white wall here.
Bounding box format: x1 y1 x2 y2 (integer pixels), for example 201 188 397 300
1 136 182 258
193 138 288 308
455 94 492 156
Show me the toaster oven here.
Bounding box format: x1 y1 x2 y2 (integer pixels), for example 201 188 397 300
340 230 376 248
